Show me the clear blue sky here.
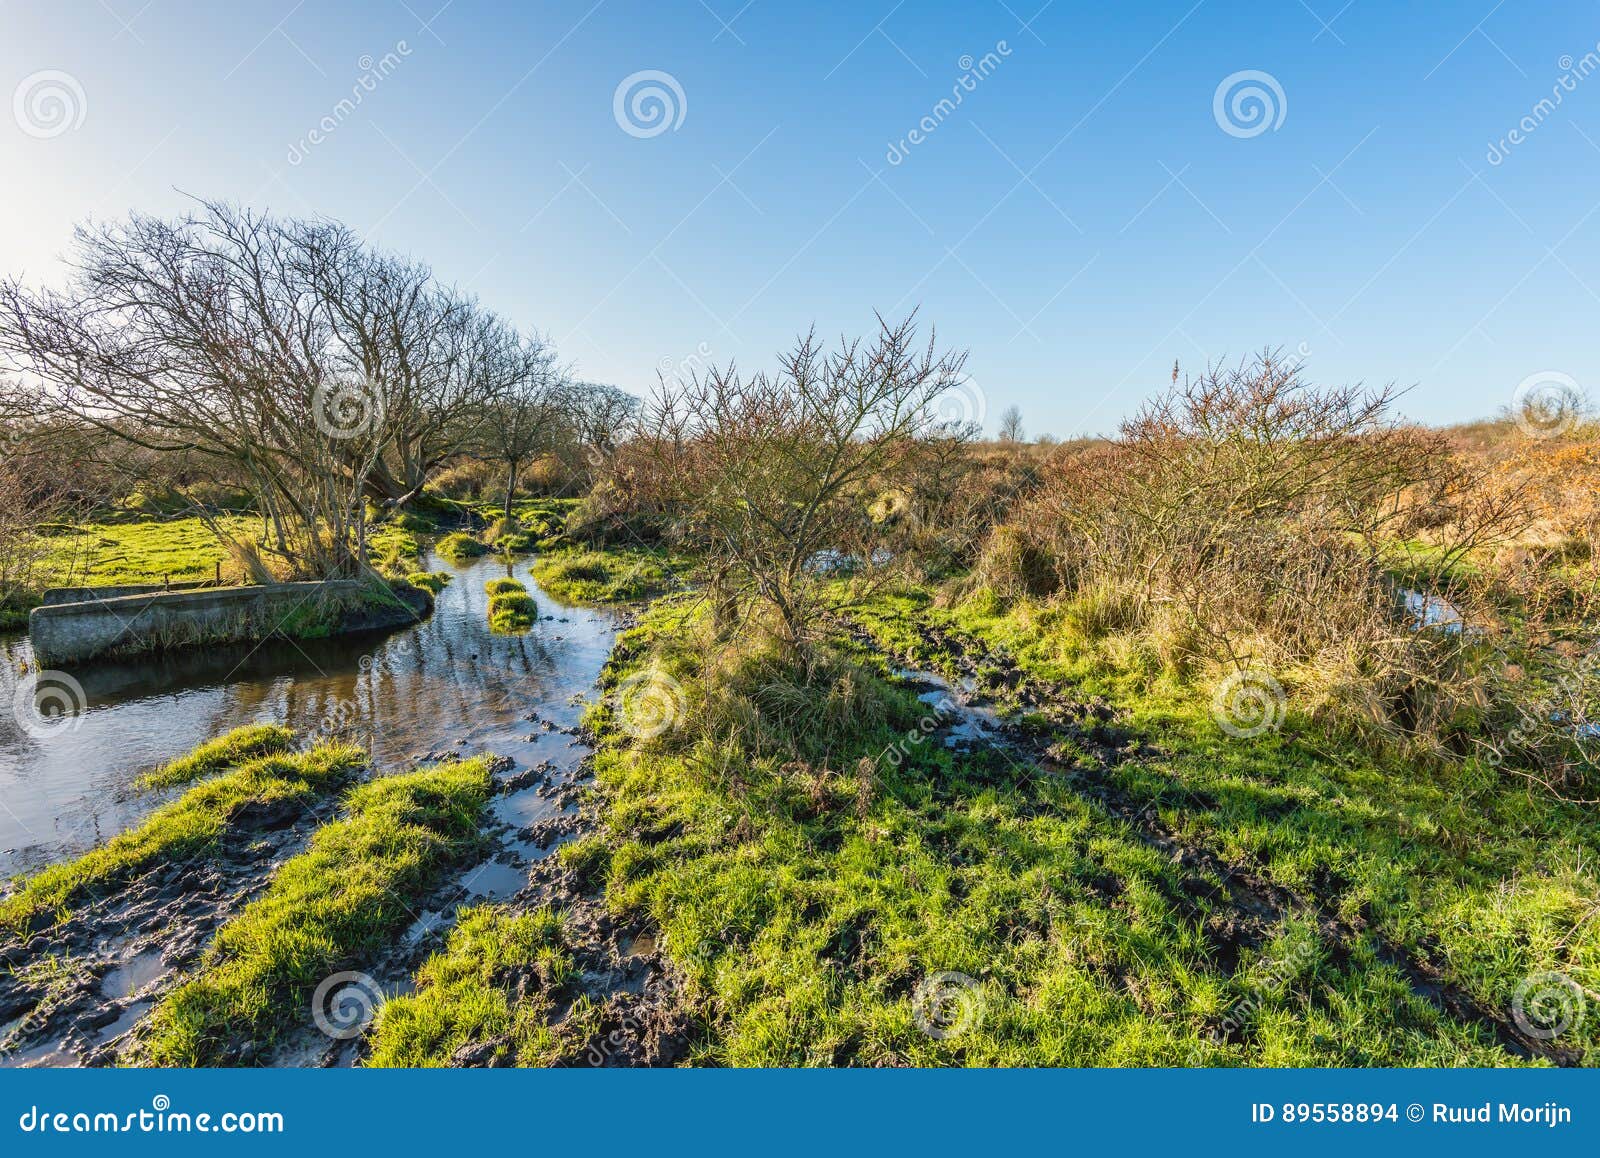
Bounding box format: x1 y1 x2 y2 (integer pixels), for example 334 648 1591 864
4 0 1599 435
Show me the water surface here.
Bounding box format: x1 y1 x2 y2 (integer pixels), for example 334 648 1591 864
0 553 618 877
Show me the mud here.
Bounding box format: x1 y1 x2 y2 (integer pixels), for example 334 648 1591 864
0 802 342 1067
852 615 1583 1066
1 558 695 1068
341 749 694 1069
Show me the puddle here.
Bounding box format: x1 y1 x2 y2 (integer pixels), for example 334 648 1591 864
1403 589 1465 633
100 948 165 1001
894 668 1004 750
92 1001 152 1045
460 858 528 901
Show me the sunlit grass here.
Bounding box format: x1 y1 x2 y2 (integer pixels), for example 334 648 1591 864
584 604 1533 1066
531 548 681 605
364 904 572 1067
134 723 295 791
0 740 364 934
138 757 494 1066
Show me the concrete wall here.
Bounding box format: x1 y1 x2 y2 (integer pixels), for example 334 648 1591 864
40 581 213 606
29 581 367 666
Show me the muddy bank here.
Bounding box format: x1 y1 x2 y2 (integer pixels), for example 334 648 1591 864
0 554 682 1067
365 751 694 1068
1 553 615 878
0 798 342 1067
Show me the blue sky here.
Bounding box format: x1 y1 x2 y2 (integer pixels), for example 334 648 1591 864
4 0 1599 435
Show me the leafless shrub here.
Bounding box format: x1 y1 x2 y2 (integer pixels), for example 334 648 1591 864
1001 350 1529 750
641 313 969 669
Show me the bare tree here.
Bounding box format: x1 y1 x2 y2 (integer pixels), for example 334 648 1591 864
477 334 564 520
569 381 641 459
998 404 1024 442
645 313 967 668
0 204 390 578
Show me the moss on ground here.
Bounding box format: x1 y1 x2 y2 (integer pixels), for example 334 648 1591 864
138 757 494 1066
364 905 572 1067
0 740 365 934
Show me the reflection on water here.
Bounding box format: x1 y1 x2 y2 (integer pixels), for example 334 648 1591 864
0 554 618 877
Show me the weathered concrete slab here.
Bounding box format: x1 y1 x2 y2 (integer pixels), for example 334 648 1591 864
40 582 212 606
28 581 430 666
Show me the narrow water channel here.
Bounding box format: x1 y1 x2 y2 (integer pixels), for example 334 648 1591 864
0 553 620 879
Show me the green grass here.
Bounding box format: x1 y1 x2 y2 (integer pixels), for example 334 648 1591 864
488 586 538 633
138 757 495 1066
530 548 681 605
470 498 578 548
404 571 452 596
0 740 364 934
483 577 525 597
856 584 1600 1065
35 515 253 589
364 905 572 1067
579 601 1564 1066
135 723 295 791
436 532 489 562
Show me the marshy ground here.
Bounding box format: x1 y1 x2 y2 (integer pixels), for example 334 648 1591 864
3 420 1598 1070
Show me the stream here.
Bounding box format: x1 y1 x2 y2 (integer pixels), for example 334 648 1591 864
0 552 620 880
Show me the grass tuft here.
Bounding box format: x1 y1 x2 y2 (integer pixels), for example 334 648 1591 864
531 549 679 605
1 740 364 934
404 571 452 596
135 723 295 791
364 904 572 1067
436 532 489 562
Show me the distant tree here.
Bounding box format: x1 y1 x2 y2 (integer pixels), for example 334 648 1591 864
998 405 1024 442
476 334 564 520
568 381 642 461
